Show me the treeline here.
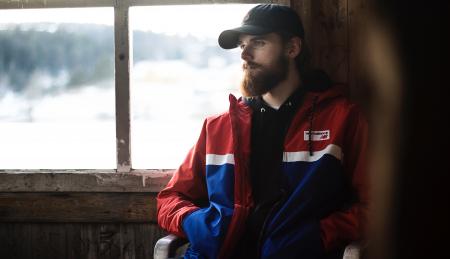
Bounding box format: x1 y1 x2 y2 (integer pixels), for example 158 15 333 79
0 23 236 95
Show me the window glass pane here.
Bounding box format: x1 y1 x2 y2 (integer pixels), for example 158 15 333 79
130 4 256 169
0 8 115 169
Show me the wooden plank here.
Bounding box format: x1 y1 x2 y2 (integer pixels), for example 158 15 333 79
130 0 289 6
66 223 82 259
347 0 371 105
0 0 289 9
133 223 167 259
0 223 23 258
0 193 158 222
80 223 98 259
291 0 312 42
99 224 121 259
0 223 164 259
33 223 67 258
309 0 349 86
0 171 173 192
121 223 137 259
0 0 114 9
115 2 132 173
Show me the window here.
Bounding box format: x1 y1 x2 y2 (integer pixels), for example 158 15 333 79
0 0 289 177
130 5 254 169
0 7 115 169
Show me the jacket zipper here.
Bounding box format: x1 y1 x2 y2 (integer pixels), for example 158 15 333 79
255 190 286 258
219 97 252 258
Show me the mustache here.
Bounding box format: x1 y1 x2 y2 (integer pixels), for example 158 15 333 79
242 61 261 70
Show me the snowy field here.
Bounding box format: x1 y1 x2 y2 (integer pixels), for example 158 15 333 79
0 60 242 169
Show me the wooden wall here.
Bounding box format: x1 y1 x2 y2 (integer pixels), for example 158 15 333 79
0 191 168 259
292 0 372 109
0 223 166 259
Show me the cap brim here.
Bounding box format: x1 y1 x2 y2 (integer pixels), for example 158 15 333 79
218 25 273 49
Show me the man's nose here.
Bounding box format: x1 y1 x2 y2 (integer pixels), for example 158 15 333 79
241 46 252 61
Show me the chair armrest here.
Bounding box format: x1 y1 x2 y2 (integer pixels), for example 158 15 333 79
154 235 362 259
154 234 189 259
343 242 363 259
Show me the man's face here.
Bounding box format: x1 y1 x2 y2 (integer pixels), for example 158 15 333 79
238 33 288 97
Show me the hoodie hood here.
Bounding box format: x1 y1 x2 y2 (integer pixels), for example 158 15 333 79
303 69 333 92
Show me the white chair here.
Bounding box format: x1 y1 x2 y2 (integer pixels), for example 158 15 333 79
154 234 189 259
154 234 363 259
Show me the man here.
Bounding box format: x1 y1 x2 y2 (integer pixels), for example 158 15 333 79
157 4 368 259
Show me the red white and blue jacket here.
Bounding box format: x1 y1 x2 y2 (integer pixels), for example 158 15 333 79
157 86 369 259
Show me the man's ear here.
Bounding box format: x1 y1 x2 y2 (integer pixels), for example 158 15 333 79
286 37 302 58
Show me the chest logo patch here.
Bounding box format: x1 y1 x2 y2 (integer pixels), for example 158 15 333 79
304 130 330 141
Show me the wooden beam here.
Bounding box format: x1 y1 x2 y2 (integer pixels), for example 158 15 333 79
0 0 289 9
290 0 312 41
347 0 372 105
0 0 114 9
0 192 158 222
0 170 173 192
129 0 289 6
115 1 132 173
309 0 349 86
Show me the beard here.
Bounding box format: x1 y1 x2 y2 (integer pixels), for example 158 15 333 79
239 54 289 97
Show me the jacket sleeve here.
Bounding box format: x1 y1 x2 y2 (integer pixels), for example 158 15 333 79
157 120 208 237
320 105 370 251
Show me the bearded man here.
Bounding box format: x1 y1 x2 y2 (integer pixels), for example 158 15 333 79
157 4 369 259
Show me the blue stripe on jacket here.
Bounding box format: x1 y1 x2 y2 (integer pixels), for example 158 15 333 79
182 162 235 259
260 154 349 259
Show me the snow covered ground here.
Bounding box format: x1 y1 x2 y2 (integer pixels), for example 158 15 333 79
0 60 242 169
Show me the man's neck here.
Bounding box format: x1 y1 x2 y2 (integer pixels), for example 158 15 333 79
262 67 301 109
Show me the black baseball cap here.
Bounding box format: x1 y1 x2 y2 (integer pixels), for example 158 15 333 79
218 4 305 49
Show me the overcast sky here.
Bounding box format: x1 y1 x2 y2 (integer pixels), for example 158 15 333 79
0 4 255 39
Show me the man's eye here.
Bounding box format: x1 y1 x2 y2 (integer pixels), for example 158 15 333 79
239 44 245 49
254 40 265 46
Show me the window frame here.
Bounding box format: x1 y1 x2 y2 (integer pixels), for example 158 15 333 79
0 0 290 192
